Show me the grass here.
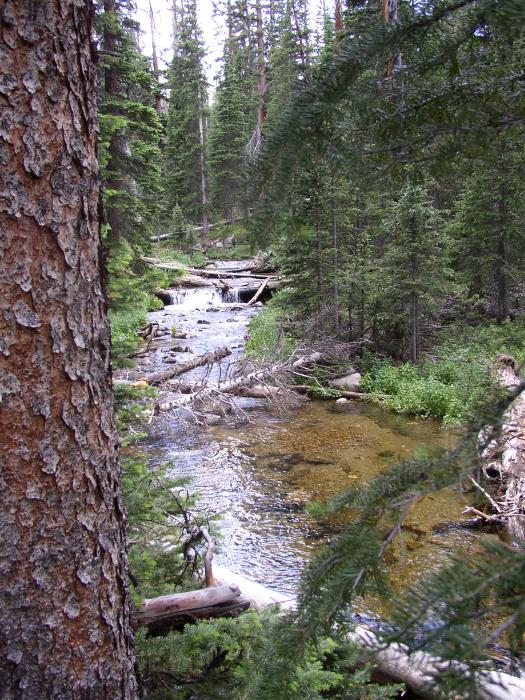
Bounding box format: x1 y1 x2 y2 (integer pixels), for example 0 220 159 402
361 320 525 424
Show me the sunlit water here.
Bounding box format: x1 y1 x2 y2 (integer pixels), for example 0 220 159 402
140 268 477 603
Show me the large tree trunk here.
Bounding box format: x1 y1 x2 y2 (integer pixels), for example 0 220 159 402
0 2 136 696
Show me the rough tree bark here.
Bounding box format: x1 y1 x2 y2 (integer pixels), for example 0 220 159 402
0 2 136 696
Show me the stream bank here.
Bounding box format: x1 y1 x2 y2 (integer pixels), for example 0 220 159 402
125 261 478 606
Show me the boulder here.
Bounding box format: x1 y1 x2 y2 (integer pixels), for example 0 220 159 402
329 372 362 392
223 235 236 248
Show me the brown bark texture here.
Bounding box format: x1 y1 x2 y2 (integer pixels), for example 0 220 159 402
0 1 136 697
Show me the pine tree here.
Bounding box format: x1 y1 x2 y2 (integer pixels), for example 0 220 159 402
375 180 449 363
447 135 525 322
208 48 249 223
97 0 163 251
164 0 209 228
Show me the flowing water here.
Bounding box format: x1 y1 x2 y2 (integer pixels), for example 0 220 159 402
140 264 477 609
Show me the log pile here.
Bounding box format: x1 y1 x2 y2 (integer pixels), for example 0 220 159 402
156 351 322 412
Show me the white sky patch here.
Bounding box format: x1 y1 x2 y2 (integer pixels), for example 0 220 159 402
134 0 328 95
134 0 225 89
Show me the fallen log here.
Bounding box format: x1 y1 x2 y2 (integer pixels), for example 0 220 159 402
142 257 274 280
246 276 270 306
213 565 525 699
233 384 283 399
157 351 323 412
479 355 525 542
135 585 250 636
136 584 241 626
146 347 232 386
290 385 366 400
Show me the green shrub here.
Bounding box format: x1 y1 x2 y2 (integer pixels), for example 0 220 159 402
156 246 207 268
362 320 525 424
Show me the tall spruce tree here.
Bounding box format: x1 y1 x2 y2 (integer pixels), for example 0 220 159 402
164 0 209 229
447 135 525 322
376 180 448 363
95 0 163 317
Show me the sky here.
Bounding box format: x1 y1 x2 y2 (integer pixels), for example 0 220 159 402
134 0 325 95
134 0 226 87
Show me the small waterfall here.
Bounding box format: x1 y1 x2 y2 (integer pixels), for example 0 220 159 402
223 288 240 304
168 287 223 309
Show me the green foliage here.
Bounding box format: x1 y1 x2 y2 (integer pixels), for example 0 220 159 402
115 382 214 602
107 241 168 363
304 385 343 400
245 292 294 360
362 320 525 423
96 2 163 249
137 612 401 700
168 205 196 252
156 247 207 269
163 0 208 225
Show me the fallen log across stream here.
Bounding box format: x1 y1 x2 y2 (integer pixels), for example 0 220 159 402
212 566 525 700
142 256 275 280
156 351 322 412
146 347 232 386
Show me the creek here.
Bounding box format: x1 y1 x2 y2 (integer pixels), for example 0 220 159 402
140 261 479 612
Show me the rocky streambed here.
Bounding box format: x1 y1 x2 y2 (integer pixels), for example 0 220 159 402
126 260 478 605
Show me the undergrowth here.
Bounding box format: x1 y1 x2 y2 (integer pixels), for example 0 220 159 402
155 246 207 269
362 320 525 423
245 289 297 360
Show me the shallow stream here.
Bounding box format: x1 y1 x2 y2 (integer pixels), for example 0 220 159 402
140 262 477 609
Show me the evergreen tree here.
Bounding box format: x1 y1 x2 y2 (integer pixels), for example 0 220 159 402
164 0 209 228
96 0 163 251
208 48 249 222
375 180 449 363
95 1 165 359
447 136 525 322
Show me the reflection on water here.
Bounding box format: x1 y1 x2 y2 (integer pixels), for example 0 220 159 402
145 398 474 599
143 276 477 601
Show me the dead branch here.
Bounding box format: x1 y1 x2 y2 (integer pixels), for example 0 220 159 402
146 347 232 386
156 351 322 412
246 276 270 306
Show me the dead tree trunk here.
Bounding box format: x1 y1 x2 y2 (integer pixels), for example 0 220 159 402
147 347 232 385
479 356 525 543
0 2 136 696
135 585 249 635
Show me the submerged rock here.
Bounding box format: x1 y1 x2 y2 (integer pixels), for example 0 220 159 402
329 372 361 391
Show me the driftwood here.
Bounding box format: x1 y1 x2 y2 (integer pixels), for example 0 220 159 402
213 565 525 699
246 276 270 306
135 585 250 635
290 385 366 400
479 355 525 542
157 351 323 412
146 347 232 386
